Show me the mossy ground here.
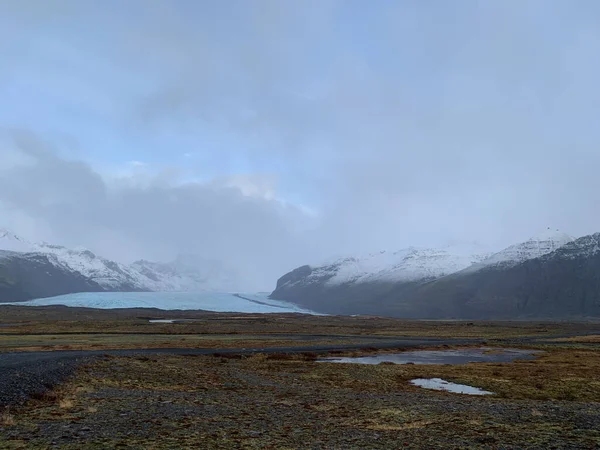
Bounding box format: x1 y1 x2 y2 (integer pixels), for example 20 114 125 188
2 304 599 338
1 346 599 449
0 333 358 352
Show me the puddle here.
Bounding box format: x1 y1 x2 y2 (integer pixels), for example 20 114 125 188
319 348 540 365
148 319 176 324
410 378 494 395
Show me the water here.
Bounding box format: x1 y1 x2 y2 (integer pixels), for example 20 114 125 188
7 291 317 314
410 378 494 395
319 348 540 365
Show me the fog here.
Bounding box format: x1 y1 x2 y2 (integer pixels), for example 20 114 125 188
1 1 600 290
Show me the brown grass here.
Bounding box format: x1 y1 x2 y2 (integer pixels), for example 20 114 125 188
1 408 15 426
0 334 356 352
1 304 598 338
546 334 600 343
309 347 600 401
2 346 599 449
58 398 74 409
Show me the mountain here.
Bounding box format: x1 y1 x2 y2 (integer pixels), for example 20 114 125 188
0 229 148 292
0 250 104 302
269 244 491 315
466 228 574 270
406 232 600 319
0 229 243 302
131 255 247 292
269 229 596 319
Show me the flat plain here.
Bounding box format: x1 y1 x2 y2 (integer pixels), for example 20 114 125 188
1 305 599 449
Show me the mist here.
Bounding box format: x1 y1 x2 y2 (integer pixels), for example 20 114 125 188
2 1 600 290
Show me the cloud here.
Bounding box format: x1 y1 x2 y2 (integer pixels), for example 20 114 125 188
0 131 314 290
2 1 600 289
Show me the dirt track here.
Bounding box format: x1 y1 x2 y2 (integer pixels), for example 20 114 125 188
0 336 483 407
2 328 599 408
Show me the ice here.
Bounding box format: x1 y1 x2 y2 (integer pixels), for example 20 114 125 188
8 291 319 314
410 378 494 395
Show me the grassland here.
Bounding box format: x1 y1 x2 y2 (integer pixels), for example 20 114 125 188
1 347 599 449
0 306 599 448
0 333 362 352
2 304 599 339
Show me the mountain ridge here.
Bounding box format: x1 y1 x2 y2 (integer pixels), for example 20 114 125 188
270 228 598 319
0 229 243 302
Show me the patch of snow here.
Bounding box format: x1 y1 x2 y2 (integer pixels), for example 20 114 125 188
410 378 494 395
148 319 176 323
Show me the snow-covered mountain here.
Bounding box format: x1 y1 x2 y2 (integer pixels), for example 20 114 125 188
297 245 492 289
270 229 582 318
540 232 600 260
468 228 574 271
131 255 247 292
0 229 243 300
1 229 148 291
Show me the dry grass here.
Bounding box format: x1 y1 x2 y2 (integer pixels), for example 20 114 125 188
308 347 600 401
58 398 74 409
0 334 356 352
2 346 600 448
2 304 599 338
546 334 600 343
1 408 15 426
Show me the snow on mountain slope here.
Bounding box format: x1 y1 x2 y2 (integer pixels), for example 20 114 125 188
302 245 492 287
0 229 242 292
0 229 34 253
540 232 600 260
471 228 574 270
1 229 146 290
131 255 247 292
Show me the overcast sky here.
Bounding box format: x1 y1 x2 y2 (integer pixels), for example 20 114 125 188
1 0 600 290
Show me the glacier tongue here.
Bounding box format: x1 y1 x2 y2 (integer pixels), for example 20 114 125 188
10 291 319 313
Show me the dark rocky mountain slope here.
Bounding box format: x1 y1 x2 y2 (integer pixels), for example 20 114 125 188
270 233 600 319
0 251 104 302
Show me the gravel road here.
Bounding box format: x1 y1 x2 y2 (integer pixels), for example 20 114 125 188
2 330 598 408
0 336 482 407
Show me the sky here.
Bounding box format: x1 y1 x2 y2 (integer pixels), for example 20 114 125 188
1 0 600 290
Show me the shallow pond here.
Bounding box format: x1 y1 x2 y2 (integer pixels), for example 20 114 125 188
410 378 494 395
319 347 540 365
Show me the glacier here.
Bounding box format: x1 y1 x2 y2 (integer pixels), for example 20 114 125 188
8 291 319 314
